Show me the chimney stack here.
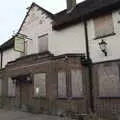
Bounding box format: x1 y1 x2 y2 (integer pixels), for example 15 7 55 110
66 0 76 11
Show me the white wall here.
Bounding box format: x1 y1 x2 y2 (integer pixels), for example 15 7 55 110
88 10 120 63
2 48 20 68
19 5 52 55
49 23 86 55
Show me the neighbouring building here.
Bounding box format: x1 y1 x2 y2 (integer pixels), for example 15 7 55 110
0 0 120 119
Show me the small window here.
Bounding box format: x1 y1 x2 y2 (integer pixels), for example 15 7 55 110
34 73 46 97
98 63 120 97
94 13 114 38
20 40 27 57
71 69 83 97
38 34 48 53
58 71 67 98
8 77 15 97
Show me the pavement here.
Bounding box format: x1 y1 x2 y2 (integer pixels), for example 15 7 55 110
0 109 72 120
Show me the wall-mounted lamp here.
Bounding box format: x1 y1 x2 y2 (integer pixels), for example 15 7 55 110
98 39 107 56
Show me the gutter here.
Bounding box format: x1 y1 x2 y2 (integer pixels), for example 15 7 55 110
83 20 94 113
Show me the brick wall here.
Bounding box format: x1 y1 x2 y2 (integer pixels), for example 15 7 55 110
93 61 120 119
0 54 89 115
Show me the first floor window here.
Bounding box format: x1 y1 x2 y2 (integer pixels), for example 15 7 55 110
34 73 46 97
58 71 67 98
71 69 83 97
38 34 48 53
98 63 120 96
8 77 15 97
94 13 114 38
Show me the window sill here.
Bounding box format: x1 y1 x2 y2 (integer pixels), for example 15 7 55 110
32 96 48 100
97 96 120 99
94 32 116 40
56 97 84 100
7 96 16 98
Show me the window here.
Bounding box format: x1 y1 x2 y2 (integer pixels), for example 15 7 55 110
8 77 15 97
98 63 120 97
94 13 114 38
34 73 46 97
38 34 48 52
71 69 83 97
20 40 27 57
58 71 67 98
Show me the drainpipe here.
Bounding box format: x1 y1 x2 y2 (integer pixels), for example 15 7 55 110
83 20 94 113
0 50 3 69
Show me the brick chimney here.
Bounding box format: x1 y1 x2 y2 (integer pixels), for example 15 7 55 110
66 0 76 11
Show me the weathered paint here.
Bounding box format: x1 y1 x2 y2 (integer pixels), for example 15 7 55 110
88 10 120 63
2 48 20 68
49 23 86 55
19 5 52 55
1 4 53 68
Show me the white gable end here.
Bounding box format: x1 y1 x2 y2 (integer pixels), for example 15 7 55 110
19 4 53 55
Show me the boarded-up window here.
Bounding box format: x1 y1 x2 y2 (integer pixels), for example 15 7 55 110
34 73 46 97
8 77 15 97
98 63 120 96
39 34 48 52
71 69 83 97
94 14 114 37
58 71 67 97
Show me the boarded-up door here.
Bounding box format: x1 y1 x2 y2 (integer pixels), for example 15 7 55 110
19 83 32 109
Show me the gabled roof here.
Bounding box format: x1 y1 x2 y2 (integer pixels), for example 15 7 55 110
0 37 14 51
18 2 54 33
0 2 54 51
53 0 120 30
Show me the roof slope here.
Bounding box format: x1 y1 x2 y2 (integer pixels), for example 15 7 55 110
0 37 14 51
53 0 120 29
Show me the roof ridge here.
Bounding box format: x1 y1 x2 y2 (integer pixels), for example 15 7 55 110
31 2 54 18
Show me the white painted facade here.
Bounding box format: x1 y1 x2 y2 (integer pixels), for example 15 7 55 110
1 5 120 68
49 23 86 55
50 9 120 63
1 4 53 68
19 5 53 55
88 10 120 63
2 48 20 68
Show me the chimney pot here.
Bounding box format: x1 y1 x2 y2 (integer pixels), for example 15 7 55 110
66 0 76 11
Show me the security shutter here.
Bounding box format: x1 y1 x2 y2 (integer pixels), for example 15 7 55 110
71 69 83 97
58 71 67 97
98 63 120 96
8 77 15 97
94 14 114 37
34 73 46 97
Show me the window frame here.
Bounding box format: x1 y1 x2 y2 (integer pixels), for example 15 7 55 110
8 77 16 97
34 72 47 98
57 71 67 98
38 33 48 53
97 63 120 97
93 13 115 39
71 69 83 98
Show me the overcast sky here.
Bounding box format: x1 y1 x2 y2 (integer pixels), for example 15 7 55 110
0 0 84 44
